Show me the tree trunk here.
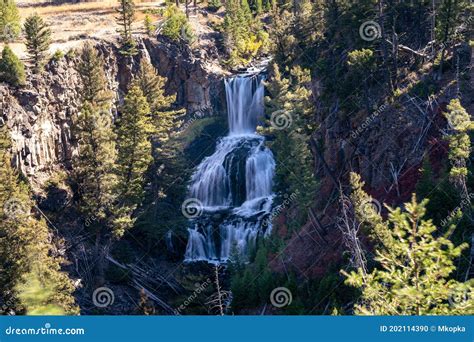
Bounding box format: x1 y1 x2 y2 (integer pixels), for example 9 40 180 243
438 0 453 80
378 0 394 93
94 230 105 286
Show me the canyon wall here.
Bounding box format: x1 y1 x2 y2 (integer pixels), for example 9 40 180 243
0 37 224 185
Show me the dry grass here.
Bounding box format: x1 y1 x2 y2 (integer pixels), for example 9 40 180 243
21 1 118 17
7 0 165 60
20 0 162 18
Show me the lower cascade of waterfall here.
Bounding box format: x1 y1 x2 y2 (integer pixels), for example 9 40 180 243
184 74 275 263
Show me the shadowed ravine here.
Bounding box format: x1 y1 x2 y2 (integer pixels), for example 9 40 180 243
184 74 275 263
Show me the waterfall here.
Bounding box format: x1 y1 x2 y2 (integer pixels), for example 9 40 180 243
225 76 265 135
184 74 275 263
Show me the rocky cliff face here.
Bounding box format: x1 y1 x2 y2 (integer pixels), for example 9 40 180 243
270 45 473 279
311 44 473 205
0 37 224 186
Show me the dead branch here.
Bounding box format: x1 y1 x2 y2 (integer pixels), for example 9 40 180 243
205 265 231 315
385 39 429 58
106 256 182 294
337 189 368 278
132 279 176 314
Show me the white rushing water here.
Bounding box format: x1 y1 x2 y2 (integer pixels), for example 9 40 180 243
184 75 275 263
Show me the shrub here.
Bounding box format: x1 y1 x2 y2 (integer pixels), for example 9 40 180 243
0 0 21 42
51 49 64 61
144 14 154 36
0 45 25 86
161 5 194 42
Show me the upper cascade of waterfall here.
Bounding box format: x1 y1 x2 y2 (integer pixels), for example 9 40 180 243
184 74 275 263
225 76 265 136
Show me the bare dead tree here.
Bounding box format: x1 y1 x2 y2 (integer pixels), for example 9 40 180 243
337 188 368 279
430 0 436 57
206 265 231 315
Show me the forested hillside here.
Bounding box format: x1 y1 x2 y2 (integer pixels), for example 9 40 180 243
0 0 472 315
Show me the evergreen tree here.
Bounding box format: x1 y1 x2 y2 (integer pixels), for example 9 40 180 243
343 175 473 315
116 0 137 56
135 59 177 143
223 0 266 66
268 8 297 65
0 125 78 315
255 0 263 14
415 157 436 200
23 14 51 73
261 63 317 219
0 0 20 42
443 99 472 197
133 58 182 230
268 0 325 66
73 102 118 229
348 172 394 248
115 85 154 208
161 5 194 42
230 244 275 310
73 43 117 240
76 42 113 108
0 45 25 86
73 41 136 281
74 42 116 233
347 49 375 113
263 0 272 11
436 0 469 75
72 100 130 283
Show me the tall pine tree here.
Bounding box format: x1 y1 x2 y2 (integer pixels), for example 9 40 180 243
115 85 154 208
73 42 124 283
0 125 78 315
76 42 113 108
443 99 472 198
23 14 51 73
261 63 317 215
343 174 473 315
135 59 177 143
116 0 137 56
